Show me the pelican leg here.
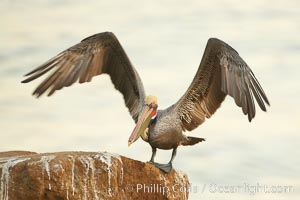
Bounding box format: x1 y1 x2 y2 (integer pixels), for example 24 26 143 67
152 147 177 173
169 147 177 163
149 146 157 163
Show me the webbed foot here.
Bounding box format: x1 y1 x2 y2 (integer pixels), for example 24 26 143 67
152 162 173 173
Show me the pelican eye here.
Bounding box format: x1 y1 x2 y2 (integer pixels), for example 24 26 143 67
145 103 158 109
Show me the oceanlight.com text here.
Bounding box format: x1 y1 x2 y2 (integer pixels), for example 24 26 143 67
124 182 294 196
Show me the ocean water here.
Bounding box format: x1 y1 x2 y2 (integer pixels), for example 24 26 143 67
0 0 299 199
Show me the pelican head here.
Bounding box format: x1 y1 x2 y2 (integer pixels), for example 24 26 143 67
128 95 158 146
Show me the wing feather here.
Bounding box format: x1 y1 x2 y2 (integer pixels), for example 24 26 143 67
166 38 269 131
22 32 145 122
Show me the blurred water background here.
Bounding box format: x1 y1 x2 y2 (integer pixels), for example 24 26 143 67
0 0 299 199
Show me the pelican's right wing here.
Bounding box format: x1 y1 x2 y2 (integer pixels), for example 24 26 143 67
167 38 269 132
22 32 146 123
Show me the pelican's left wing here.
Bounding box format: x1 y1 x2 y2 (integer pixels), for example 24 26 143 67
22 32 145 122
168 38 270 132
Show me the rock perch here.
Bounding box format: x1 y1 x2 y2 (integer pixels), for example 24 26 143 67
0 151 190 200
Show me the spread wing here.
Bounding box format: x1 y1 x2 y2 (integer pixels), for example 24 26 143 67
22 32 146 122
168 38 270 132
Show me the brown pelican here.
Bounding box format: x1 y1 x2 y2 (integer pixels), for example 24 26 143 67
22 32 270 173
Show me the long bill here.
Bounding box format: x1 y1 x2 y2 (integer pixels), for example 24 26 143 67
128 106 153 146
